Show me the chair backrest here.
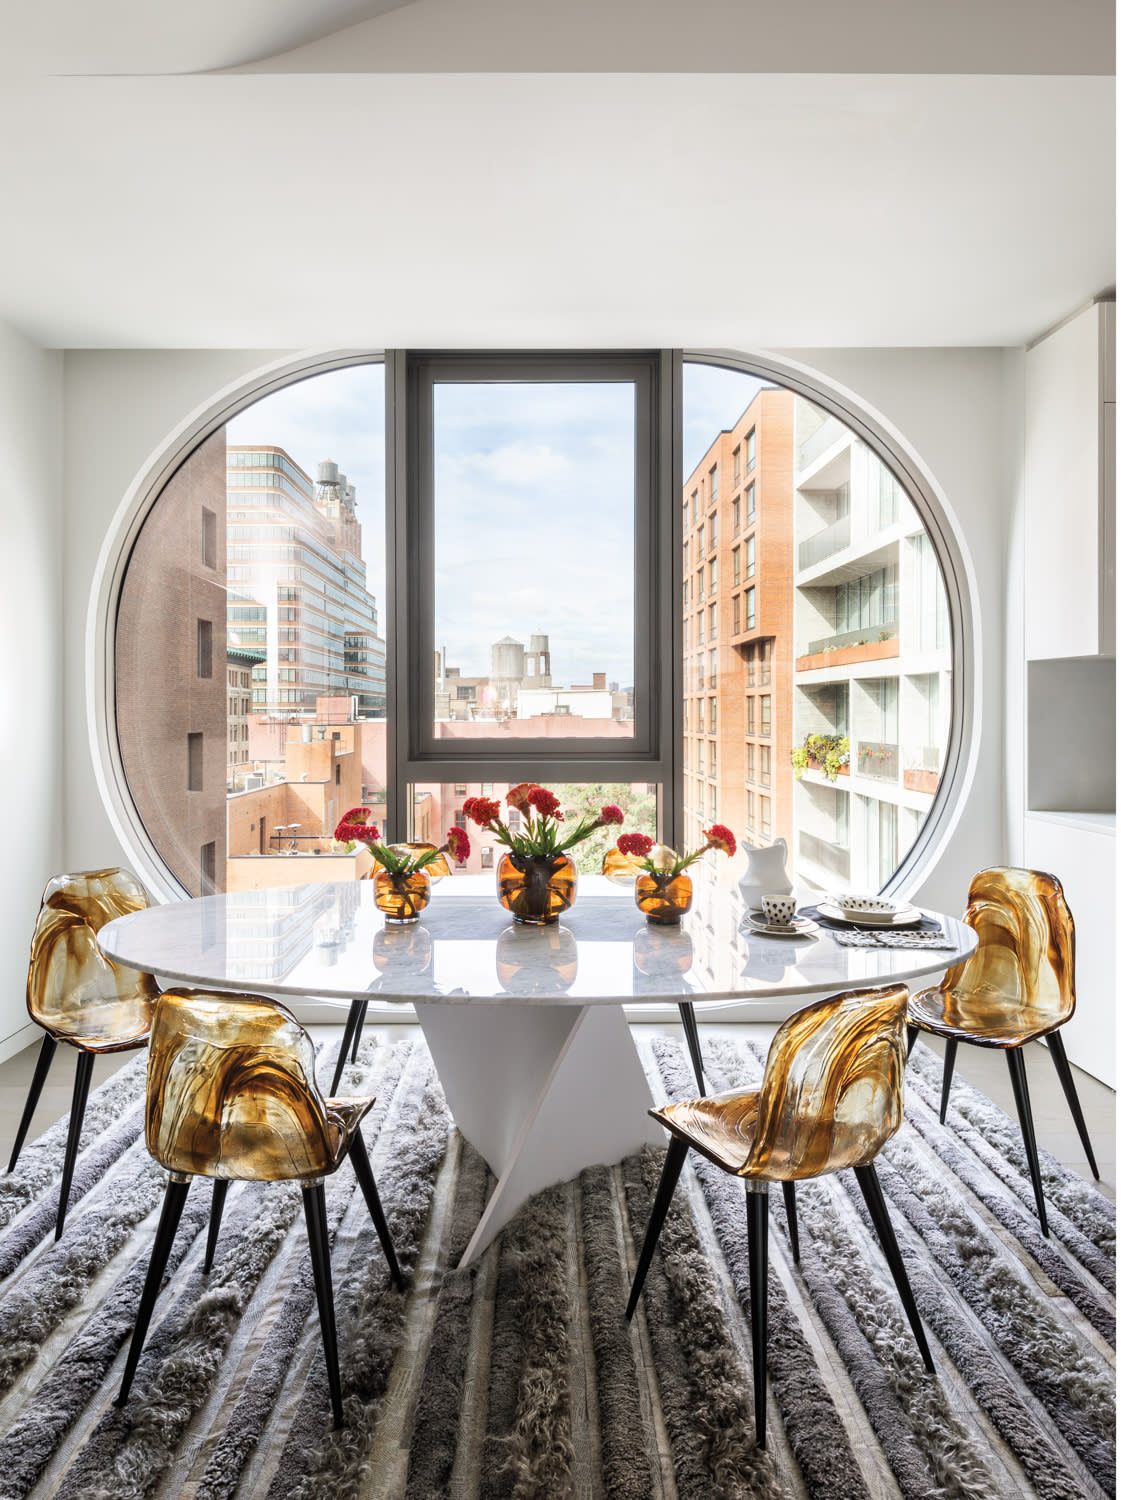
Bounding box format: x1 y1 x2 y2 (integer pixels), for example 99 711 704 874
744 983 909 1181
936 866 1075 1032
27 868 159 1029
146 988 344 1181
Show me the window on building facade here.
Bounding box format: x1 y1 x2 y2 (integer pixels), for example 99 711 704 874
746 696 756 734
746 587 756 631
732 497 740 532
760 745 771 786
709 464 718 505
746 742 755 781
733 546 741 585
732 594 740 633
746 534 756 579
746 481 755 521
746 428 756 470
709 602 717 639
760 796 771 837
760 695 772 736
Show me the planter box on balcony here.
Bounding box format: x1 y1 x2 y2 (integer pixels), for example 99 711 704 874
904 768 940 795
796 638 900 673
806 756 849 778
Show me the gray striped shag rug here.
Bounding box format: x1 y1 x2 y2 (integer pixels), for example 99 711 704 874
0 1031 1113 1500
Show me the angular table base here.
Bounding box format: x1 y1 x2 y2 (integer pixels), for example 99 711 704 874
415 1002 665 1266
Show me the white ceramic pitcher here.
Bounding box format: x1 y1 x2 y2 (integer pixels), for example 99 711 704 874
737 836 793 913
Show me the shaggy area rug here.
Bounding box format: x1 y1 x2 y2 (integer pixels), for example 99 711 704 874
0 1031 1112 1500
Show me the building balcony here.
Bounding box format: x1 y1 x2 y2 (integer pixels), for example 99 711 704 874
796 415 847 473
797 514 851 570
798 830 851 883
857 741 900 779
903 744 942 794
796 625 899 673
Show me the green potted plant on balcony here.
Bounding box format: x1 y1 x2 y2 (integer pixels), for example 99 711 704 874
791 733 850 783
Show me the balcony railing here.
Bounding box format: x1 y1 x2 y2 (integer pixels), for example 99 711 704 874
797 416 846 472
799 830 850 882
797 514 851 570
857 741 900 779
804 620 898 656
905 744 942 772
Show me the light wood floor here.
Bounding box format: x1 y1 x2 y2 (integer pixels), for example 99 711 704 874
0 1023 1113 1199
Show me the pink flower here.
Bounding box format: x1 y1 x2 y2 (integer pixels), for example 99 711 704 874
599 804 624 826
704 823 736 858
617 832 655 858
444 826 471 864
505 782 535 813
527 786 563 820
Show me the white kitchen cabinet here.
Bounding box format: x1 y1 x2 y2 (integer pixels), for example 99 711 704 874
1023 811 1116 1087
1025 300 1115 660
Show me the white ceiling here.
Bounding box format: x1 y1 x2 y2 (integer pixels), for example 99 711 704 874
0 3 1113 350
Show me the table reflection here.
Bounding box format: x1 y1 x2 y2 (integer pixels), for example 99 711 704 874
496 924 579 995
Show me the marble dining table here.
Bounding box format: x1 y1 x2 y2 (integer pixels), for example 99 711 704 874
98 871 976 1264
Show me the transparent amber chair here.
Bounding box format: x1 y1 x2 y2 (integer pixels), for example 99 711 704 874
627 983 934 1448
907 866 1098 1236
11 869 160 1239
117 989 403 1429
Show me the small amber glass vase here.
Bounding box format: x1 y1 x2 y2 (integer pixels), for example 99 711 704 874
635 870 693 925
374 868 431 924
496 852 577 925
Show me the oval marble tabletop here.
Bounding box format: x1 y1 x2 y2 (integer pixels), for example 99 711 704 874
97 873 977 1008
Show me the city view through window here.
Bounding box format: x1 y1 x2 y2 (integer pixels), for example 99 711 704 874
114 360 950 898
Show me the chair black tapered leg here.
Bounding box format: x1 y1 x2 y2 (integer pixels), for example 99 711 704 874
117 1177 191 1405
853 1162 935 1372
348 1128 404 1289
349 1000 369 1065
626 1136 688 1321
1046 1031 1100 1179
8 1034 57 1173
55 1049 95 1240
745 1182 770 1449
906 1025 919 1061
303 1183 344 1429
678 1002 705 1094
203 1180 231 1273
781 1180 800 1264
330 1000 364 1096
1006 1046 1049 1236
938 1038 958 1124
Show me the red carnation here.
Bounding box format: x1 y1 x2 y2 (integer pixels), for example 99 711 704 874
506 782 536 813
465 796 501 828
444 826 471 864
704 823 736 858
599 804 624 826
527 786 562 819
617 832 655 858
338 806 373 826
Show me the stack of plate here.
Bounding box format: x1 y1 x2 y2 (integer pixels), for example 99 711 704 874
820 894 923 929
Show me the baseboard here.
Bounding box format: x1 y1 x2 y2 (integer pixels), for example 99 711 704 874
0 1020 42 1065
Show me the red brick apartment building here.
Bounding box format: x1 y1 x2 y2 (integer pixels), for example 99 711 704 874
682 388 795 856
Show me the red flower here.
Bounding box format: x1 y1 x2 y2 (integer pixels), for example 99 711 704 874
617 832 655 858
334 808 379 844
527 786 562 820
599 804 624 826
464 796 501 828
704 823 736 858
506 782 536 813
444 826 471 864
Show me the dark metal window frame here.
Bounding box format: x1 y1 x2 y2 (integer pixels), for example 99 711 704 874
383 349 683 845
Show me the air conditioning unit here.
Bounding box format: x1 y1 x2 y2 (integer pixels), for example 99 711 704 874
246 774 264 790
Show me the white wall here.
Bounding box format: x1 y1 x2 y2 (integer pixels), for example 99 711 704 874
0 320 63 1060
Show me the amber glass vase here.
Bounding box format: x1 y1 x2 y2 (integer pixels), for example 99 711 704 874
635 870 693 925
496 852 577 925
374 868 431 924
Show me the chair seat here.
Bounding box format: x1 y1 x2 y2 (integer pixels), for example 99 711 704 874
909 984 1063 1048
43 994 155 1052
654 1089 760 1176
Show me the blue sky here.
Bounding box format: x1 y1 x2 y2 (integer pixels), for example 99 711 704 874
226 360 767 688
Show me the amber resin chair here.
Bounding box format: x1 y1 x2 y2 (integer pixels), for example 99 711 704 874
627 983 934 1448
117 988 403 1428
11 869 160 1239
907 866 1098 1236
